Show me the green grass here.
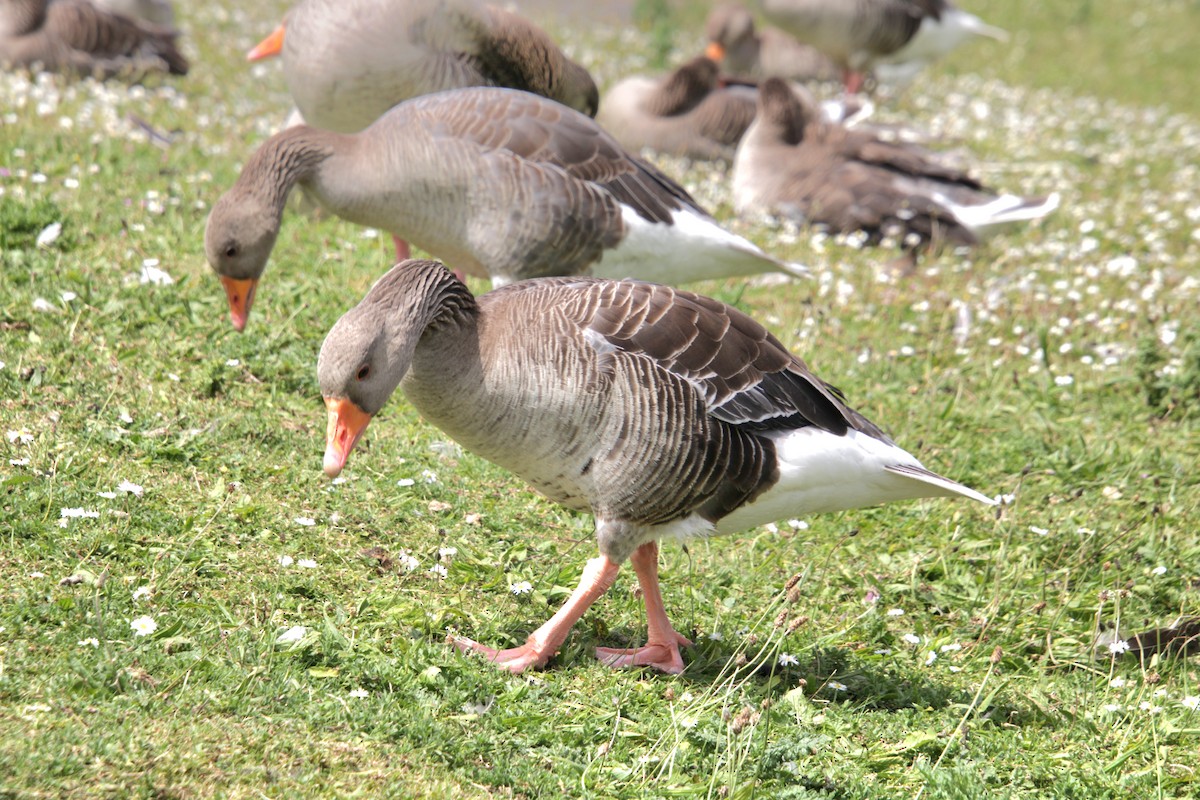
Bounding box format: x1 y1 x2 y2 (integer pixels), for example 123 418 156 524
2 1 1199 797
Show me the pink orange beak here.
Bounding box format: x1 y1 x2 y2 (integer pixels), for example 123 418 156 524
247 22 286 61
219 276 258 332
704 42 725 62
324 397 373 478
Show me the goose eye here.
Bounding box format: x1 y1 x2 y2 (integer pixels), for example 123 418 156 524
356 364 371 381
224 244 238 259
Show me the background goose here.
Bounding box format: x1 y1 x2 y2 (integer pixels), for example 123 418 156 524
596 55 760 161
761 0 1006 93
0 0 187 77
205 86 807 332
318 259 995 673
704 3 838 83
246 0 599 132
733 79 1058 250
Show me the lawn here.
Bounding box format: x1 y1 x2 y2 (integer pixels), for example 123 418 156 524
2 1 1198 798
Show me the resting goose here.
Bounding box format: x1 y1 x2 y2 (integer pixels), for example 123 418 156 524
319 259 995 673
0 0 187 77
246 0 599 132
761 0 1006 93
597 55 760 161
704 3 838 83
93 0 174 27
205 86 806 332
733 79 1058 250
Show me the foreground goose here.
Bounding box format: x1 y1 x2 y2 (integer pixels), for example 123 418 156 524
319 259 995 673
761 0 1006 93
597 55 759 160
733 79 1058 249
704 3 838 83
246 0 599 131
205 86 806 332
0 0 187 76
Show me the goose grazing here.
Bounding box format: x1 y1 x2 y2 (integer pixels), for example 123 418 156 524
245 0 599 132
319 258 995 673
733 79 1058 250
205 86 806 332
0 0 187 77
597 55 759 160
704 3 838 83
761 0 1006 93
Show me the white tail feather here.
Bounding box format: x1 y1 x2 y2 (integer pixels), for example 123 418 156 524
936 191 1060 239
885 463 996 505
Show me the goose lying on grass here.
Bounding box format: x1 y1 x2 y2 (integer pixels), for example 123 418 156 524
733 78 1058 250
0 0 187 77
205 86 807 332
318 259 995 674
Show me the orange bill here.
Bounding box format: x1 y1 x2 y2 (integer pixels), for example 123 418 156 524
219 276 258 332
324 396 373 478
246 23 286 61
704 41 725 62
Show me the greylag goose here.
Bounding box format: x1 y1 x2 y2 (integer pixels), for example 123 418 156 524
732 79 1058 250
0 0 187 76
205 86 807 332
704 3 838 83
319 258 995 673
246 0 599 132
596 55 759 160
761 0 1006 93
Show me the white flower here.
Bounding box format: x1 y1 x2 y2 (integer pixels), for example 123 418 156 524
1140 702 1162 714
117 480 144 497
1109 677 1127 688
940 643 962 653
60 291 77 303
10 458 30 467
778 653 798 667
429 564 448 578
398 553 420 572
995 493 1016 505
132 586 152 600
32 297 58 313
277 555 294 567
60 507 100 520
1030 526 1050 536
349 688 369 698
397 478 415 487
293 516 316 527
139 261 175 286
925 651 938 666
1102 486 1123 500
826 681 848 692
1181 696 1200 711
886 608 905 617
225 359 240 368
1103 703 1122 713
902 633 921 645
763 522 779 534
707 631 724 641
129 615 158 637
438 547 458 561
276 625 307 643
331 476 348 485
1107 640 1131 655
78 638 99 648
420 469 438 483
7 430 34 444
297 558 318 569
97 491 117 499
787 519 808 530
35 221 62 247
29 572 45 579
1054 375 1074 387
509 580 533 595
1151 565 1167 576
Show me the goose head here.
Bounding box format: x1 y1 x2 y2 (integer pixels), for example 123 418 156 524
757 77 817 146
317 260 469 477
705 3 756 62
204 188 281 332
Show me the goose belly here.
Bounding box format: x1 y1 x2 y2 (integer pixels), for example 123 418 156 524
714 428 935 534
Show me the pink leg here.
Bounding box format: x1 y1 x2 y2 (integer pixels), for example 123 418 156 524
392 235 411 261
595 542 693 673
452 555 620 673
843 68 865 95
